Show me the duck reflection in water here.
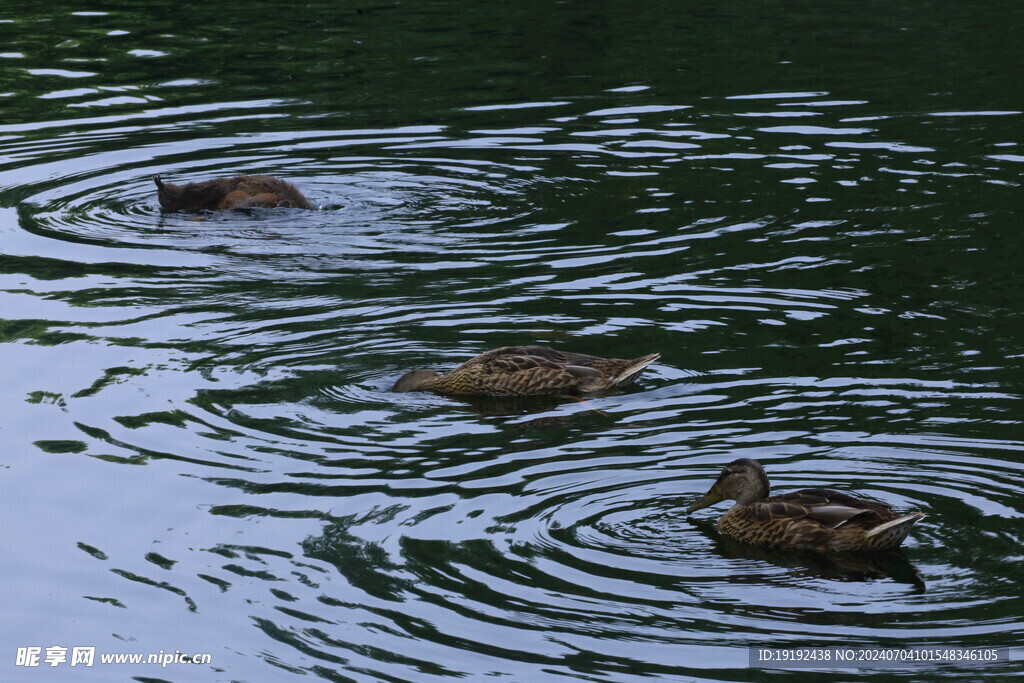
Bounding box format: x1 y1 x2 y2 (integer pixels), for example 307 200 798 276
688 515 926 590
448 393 619 430
687 458 925 553
153 174 311 212
453 393 576 417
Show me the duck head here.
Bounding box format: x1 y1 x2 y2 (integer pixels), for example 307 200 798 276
392 369 441 393
686 458 771 512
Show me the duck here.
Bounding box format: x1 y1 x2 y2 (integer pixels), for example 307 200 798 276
686 458 925 552
392 345 660 396
153 174 311 212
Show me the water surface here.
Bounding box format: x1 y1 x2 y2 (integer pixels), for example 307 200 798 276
1 1 1022 680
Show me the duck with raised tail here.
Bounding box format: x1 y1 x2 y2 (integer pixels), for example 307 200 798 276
153 174 311 212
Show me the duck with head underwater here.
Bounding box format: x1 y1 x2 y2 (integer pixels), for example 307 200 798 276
392 345 660 396
686 458 925 552
153 174 311 212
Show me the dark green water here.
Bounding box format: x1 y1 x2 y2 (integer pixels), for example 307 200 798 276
1 1 1021 681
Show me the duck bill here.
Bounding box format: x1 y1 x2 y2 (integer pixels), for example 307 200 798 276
686 485 725 514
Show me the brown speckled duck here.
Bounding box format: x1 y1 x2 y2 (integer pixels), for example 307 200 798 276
392 345 660 396
153 174 311 212
686 458 925 552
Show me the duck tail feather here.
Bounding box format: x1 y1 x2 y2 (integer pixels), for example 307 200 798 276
865 512 925 538
615 352 660 383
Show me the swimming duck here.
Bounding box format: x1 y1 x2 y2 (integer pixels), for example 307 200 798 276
153 174 311 212
392 345 660 396
686 458 925 552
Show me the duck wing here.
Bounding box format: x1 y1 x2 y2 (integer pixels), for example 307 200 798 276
439 347 594 395
460 346 570 366
765 489 887 528
480 349 589 394
446 346 657 394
